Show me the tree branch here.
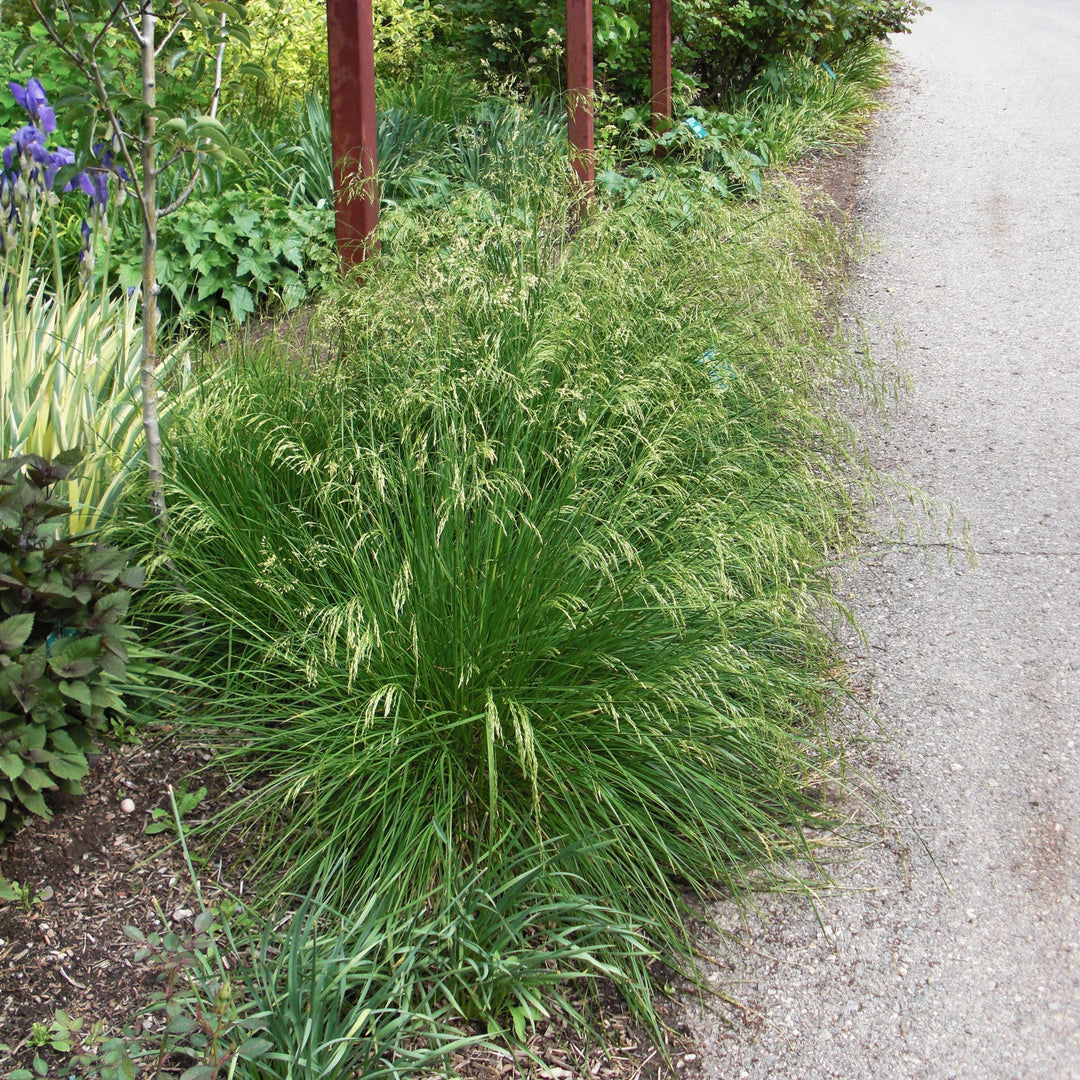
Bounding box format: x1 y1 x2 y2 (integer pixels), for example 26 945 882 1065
27 0 88 66
158 160 200 217
160 11 228 218
117 0 145 44
153 9 188 58
94 0 140 49
209 11 226 120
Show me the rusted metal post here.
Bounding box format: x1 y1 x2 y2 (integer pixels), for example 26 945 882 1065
565 0 594 205
327 0 378 264
651 0 672 131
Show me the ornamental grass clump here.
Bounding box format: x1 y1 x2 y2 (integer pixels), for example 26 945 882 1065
150 176 862 1013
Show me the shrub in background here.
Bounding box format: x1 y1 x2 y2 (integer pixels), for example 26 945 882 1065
0 454 145 835
228 0 445 127
438 0 927 98
111 189 336 339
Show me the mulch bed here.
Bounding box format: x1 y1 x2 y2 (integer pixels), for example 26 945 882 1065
0 733 249 1074
0 732 696 1079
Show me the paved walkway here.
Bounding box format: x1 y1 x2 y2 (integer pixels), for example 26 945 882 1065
688 2 1080 1076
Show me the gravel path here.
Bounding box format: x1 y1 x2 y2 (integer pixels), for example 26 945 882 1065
686 3 1080 1077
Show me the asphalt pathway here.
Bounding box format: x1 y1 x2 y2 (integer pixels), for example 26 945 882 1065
688 2 1080 1077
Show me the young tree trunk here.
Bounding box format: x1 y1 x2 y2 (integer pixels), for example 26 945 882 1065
139 0 168 529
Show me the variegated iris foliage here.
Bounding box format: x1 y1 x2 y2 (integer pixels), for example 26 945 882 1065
0 78 184 533
0 269 147 534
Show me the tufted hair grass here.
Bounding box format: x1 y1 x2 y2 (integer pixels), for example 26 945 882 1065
142 172 866 1020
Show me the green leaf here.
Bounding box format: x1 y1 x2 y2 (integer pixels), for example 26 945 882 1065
0 752 24 781
21 724 47 752
48 636 101 680
191 247 228 276
49 729 80 755
179 1066 215 1080
100 650 128 678
118 262 142 291
193 908 216 933
14 781 51 819
189 116 230 145
0 613 34 654
59 680 94 707
19 766 57 791
165 1014 198 1035
229 207 261 235
235 1037 273 1061
119 566 146 590
225 283 256 321
83 547 127 582
166 47 190 73
49 753 89 782
13 40 37 67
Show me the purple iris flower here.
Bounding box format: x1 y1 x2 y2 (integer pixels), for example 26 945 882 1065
93 142 130 184
11 124 46 155
41 143 73 190
64 170 95 199
8 79 56 135
90 169 109 208
62 167 110 212
13 135 73 191
2 74 118 248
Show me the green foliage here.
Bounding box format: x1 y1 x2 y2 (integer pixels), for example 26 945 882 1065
0 873 50 911
0 272 156 533
597 40 889 201
0 453 144 834
145 781 206 835
603 107 771 199
252 85 567 218
439 0 927 98
27 839 632 1079
226 0 444 127
138 169 865 1020
742 40 890 160
18 1 243 175
113 190 336 339
28 1011 81 1053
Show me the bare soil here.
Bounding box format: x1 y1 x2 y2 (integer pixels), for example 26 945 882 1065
0 733 242 1070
